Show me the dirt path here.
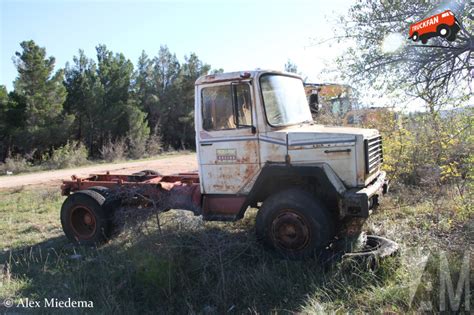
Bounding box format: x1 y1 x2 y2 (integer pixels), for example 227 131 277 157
0 153 197 190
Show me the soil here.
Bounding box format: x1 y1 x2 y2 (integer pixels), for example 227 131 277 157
0 153 198 190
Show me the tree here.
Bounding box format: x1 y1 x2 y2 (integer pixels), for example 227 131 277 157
333 0 472 106
284 59 298 73
64 50 105 155
152 46 181 148
0 86 10 160
13 40 73 157
96 45 150 154
133 50 160 132
126 102 150 158
176 53 210 149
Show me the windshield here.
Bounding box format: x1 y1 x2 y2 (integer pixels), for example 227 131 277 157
260 74 312 126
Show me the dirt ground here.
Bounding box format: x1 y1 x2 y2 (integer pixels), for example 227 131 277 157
0 153 197 190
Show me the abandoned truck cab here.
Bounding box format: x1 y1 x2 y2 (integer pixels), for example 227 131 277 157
60 70 388 259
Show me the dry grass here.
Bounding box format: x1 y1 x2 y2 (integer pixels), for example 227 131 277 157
0 184 472 314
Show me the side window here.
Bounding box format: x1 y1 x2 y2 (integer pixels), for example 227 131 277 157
233 84 252 127
202 84 252 131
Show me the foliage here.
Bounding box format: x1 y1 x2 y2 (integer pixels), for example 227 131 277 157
44 141 89 169
126 104 150 159
100 138 127 162
12 40 74 158
1 40 217 167
358 107 472 206
335 0 472 105
284 59 298 73
0 155 30 174
146 127 163 156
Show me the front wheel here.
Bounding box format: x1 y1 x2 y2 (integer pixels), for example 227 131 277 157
437 24 451 38
61 190 111 246
256 188 335 259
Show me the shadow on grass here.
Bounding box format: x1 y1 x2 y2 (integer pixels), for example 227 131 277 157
1 211 397 314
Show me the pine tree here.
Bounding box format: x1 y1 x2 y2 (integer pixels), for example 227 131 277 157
64 50 104 156
13 40 72 157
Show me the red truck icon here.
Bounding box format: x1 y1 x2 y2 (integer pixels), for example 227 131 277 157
408 10 460 44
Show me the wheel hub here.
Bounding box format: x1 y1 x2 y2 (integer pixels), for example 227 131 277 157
83 213 93 225
70 206 97 240
271 210 311 251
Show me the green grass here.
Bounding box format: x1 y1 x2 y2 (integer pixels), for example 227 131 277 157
0 185 472 314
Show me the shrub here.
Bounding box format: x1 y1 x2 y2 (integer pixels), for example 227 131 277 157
0 155 30 174
45 141 89 169
146 133 163 157
100 138 127 162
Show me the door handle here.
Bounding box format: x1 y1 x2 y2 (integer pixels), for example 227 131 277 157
201 143 213 146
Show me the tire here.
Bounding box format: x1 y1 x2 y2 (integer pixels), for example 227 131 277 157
447 24 460 42
412 32 419 42
256 188 335 259
342 235 399 271
88 186 110 197
437 24 450 38
60 190 110 246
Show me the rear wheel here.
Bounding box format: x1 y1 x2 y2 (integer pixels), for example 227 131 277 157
412 32 419 42
256 188 335 259
447 24 460 42
61 190 110 246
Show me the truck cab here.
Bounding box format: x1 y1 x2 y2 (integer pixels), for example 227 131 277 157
196 71 387 212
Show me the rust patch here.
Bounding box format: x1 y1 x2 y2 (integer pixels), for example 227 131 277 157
243 164 257 182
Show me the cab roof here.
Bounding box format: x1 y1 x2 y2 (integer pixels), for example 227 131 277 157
195 69 301 85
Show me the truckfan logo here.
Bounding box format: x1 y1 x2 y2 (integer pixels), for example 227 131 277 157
408 10 461 44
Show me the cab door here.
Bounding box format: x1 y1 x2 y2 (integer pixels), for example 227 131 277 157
197 82 260 195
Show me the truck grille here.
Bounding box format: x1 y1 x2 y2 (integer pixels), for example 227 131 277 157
364 136 383 175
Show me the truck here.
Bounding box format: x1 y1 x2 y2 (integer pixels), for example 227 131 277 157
60 70 389 259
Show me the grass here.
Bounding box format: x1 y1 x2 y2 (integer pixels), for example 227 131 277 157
0 184 472 314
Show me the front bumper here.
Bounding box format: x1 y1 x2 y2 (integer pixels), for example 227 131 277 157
341 171 389 218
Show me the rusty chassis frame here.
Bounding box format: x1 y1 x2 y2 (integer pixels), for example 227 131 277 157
61 172 202 213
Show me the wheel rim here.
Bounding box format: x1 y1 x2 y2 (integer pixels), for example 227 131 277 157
413 34 418 41
271 210 311 251
70 206 97 240
440 28 447 36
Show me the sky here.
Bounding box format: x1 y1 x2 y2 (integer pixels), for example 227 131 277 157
0 0 353 92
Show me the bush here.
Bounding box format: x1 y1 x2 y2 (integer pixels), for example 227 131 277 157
146 133 163 157
45 141 89 169
100 138 127 162
359 108 472 192
0 155 30 174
